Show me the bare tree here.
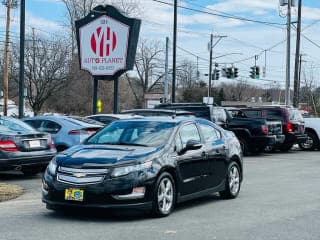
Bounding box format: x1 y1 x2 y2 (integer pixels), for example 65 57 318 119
133 39 165 100
176 59 198 89
11 35 71 115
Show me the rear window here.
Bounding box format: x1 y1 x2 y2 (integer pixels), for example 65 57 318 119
288 109 304 121
242 110 262 118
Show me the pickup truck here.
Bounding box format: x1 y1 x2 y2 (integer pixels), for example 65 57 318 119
299 118 320 150
155 103 283 155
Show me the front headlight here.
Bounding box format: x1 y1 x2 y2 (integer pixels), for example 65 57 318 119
47 159 57 175
111 160 152 178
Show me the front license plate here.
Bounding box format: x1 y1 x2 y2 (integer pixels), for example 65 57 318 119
29 140 41 148
65 188 84 202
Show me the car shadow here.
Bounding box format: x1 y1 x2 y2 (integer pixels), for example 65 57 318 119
0 171 43 181
44 193 223 222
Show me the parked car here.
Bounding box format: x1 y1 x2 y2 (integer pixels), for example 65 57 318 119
121 109 194 117
155 103 283 155
23 116 103 152
239 106 307 151
42 117 243 217
86 114 142 125
298 118 320 150
0 117 56 175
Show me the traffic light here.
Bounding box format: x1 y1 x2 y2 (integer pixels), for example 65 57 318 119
222 68 227 78
226 67 233 79
250 66 256 79
212 69 220 80
255 66 260 79
234 68 239 78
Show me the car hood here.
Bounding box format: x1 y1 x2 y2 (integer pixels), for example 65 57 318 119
55 144 163 167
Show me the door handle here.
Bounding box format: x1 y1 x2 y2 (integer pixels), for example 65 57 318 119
201 151 208 158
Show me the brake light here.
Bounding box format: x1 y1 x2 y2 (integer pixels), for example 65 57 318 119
286 122 293 133
68 129 96 135
0 140 18 152
261 125 268 135
68 130 86 135
50 138 55 149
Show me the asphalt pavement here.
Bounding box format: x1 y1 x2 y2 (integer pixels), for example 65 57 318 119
0 150 320 240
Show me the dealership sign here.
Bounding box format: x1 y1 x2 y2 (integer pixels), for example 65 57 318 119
75 5 141 80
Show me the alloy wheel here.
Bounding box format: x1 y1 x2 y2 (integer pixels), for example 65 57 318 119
229 165 240 195
157 177 174 214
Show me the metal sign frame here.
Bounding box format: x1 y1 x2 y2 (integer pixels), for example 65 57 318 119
75 5 141 80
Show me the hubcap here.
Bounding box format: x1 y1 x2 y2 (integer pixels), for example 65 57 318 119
158 177 173 214
301 136 314 149
229 166 240 195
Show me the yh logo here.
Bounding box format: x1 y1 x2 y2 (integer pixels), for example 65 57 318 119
90 26 117 57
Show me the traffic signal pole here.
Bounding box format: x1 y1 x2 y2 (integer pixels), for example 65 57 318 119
172 0 177 103
19 0 25 118
293 0 302 108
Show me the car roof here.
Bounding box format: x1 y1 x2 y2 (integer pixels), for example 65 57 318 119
87 114 142 119
111 116 198 124
121 109 192 114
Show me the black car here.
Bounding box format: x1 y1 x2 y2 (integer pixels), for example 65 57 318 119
0 117 56 175
42 117 243 217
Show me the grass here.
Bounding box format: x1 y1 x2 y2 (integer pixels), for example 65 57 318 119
0 183 24 202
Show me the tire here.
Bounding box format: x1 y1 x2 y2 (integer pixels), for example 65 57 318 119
152 172 176 217
280 143 293 152
238 137 249 156
21 168 40 176
220 162 241 199
299 131 319 151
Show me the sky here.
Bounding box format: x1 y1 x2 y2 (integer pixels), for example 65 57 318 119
1 0 320 90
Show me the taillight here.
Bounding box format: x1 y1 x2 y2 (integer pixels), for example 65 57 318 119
68 130 86 135
0 140 18 152
50 138 55 149
286 122 293 133
68 129 96 135
262 125 268 135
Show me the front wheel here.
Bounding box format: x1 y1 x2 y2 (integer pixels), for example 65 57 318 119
220 162 241 199
299 131 319 151
152 172 176 217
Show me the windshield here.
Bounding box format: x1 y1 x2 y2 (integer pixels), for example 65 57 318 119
0 117 35 132
87 121 176 147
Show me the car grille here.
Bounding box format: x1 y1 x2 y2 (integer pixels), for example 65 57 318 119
57 166 108 185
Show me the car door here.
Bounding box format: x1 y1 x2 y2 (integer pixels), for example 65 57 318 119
198 123 228 188
175 123 210 195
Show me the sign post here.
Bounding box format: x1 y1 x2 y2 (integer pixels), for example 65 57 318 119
75 5 141 114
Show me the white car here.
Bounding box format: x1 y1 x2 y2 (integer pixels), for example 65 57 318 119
299 118 320 150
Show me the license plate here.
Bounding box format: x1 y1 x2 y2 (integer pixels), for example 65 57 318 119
64 188 84 202
29 140 41 148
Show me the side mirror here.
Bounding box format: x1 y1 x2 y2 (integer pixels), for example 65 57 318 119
185 139 202 151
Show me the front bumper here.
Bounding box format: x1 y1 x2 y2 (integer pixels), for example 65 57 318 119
0 154 56 171
42 170 157 210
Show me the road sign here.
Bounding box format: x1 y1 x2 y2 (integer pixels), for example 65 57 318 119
75 5 141 80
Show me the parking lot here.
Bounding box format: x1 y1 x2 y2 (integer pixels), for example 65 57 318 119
0 149 319 240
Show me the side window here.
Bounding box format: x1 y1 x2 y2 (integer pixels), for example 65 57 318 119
199 124 221 143
42 120 62 134
25 120 42 129
179 124 201 149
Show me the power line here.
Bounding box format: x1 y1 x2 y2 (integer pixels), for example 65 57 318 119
152 0 286 28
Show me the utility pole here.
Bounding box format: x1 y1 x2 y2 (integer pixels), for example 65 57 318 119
293 0 302 108
285 0 292 106
208 33 213 98
208 34 227 98
164 37 169 102
172 0 177 103
19 0 26 118
2 1 17 116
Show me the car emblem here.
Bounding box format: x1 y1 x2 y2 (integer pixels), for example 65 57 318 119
73 173 87 178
